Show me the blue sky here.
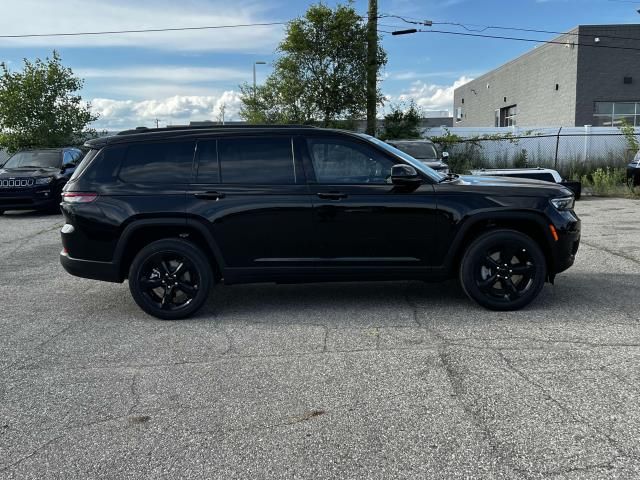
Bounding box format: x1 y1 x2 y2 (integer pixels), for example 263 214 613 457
0 0 638 128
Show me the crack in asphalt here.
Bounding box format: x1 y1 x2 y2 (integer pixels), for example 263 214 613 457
493 349 632 476
580 239 640 267
0 221 63 258
0 434 64 473
402 281 526 479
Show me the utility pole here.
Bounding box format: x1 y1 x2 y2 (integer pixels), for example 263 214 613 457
366 0 378 136
154 118 161 128
217 103 226 125
253 61 266 98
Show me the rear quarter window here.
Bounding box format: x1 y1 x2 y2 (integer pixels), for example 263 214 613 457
119 141 196 183
69 149 99 182
81 145 128 184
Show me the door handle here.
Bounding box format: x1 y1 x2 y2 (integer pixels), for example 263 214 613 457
194 191 225 200
317 192 348 200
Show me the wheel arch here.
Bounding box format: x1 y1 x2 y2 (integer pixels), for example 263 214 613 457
446 211 555 277
113 218 225 281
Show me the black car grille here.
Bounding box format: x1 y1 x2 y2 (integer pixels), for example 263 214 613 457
0 178 35 188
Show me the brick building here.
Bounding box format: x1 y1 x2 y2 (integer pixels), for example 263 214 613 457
453 24 640 127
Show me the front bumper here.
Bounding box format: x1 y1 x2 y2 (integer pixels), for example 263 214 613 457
627 164 640 187
60 249 122 283
0 187 58 211
550 210 581 274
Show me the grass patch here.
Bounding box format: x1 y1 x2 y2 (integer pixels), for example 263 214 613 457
581 167 640 198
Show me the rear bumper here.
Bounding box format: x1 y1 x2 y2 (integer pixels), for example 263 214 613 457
60 250 122 283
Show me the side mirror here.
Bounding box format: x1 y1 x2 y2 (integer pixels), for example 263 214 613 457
441 151 450 160
391 164 421 185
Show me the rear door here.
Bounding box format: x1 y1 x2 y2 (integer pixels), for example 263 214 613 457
185 134 316 269
302 134 439 267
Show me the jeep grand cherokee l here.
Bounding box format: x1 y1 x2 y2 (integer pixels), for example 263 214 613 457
59 126 580 320
0 147 83 214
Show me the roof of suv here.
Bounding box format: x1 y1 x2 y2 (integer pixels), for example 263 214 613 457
84 125 326 149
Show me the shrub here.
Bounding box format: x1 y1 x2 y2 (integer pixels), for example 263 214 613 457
581 167 627 196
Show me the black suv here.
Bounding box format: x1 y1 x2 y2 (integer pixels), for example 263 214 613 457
60 126 580 319
0 147 83 214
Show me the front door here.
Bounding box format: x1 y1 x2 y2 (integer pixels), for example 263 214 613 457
301 135 438 267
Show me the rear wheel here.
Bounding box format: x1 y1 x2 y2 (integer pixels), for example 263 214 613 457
128 239 213 320
460 229 546 311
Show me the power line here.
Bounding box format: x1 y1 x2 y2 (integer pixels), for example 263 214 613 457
435 22 640 43
0 21 286 39
383 13 640 44
401 28 640 53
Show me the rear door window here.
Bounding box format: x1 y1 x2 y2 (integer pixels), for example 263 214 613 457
218 137 295 185
119 141 195 183
195 140 219 183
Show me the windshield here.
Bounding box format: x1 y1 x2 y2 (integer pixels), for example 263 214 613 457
4 150 61 169
391 142 438 160
358 134 444 182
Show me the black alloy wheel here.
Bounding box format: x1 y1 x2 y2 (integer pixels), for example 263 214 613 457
460 229 546 311
128 239 212 320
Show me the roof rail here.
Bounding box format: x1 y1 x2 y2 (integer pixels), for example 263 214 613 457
116 124 317 136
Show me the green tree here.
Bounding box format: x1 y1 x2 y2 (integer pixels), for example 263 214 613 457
240 2 387 126
380 100 422 139
0 51 98 152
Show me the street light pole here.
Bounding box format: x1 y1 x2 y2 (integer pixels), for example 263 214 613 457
253 61 266 98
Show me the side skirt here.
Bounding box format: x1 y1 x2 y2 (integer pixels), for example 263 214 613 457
222 266 451 285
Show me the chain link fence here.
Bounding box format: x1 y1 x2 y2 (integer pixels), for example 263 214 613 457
422 127 639 179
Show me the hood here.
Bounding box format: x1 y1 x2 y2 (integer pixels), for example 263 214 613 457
0 166 60 177
459 174 574 196
422 160 447 167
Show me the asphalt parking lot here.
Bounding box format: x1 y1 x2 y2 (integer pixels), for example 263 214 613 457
1 198 640 479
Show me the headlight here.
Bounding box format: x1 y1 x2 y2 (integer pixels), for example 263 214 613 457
35 176 54 185
551 196 575 211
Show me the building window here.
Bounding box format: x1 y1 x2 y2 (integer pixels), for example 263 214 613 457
456 107 463 122
497 105 517 127
593 101 640 126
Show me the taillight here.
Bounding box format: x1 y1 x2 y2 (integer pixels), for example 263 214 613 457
62 192 98 203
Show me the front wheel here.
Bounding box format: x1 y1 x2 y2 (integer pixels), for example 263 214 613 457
459 229 547 311
128 239 213 320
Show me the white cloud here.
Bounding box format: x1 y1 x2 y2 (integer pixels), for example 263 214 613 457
78 65 254 99
389 76 473 114
386 70 472 81
77 66 249 83
0 0 283 52
90 91 243 130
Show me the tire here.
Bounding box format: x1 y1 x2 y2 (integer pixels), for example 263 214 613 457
128 238 213 320
459 229 546 311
